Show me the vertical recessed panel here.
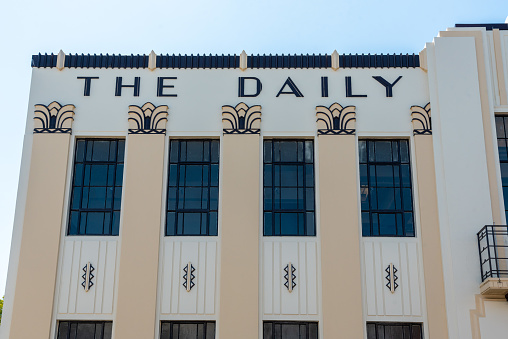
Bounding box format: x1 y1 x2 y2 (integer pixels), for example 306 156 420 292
264 242 274 315
58 240 74 314
306 241 318 315
161 241 174 314
204 242 216 314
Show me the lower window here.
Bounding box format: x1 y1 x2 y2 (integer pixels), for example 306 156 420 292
367 322 423 339
160 321 215 339
57 321 112 339
263 321 318 339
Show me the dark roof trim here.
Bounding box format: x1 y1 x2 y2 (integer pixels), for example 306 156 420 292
32 53 420 69
455 23 508 30
157 54 239 68
340 53 419 68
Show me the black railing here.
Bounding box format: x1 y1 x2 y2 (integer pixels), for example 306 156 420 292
478 225 508 281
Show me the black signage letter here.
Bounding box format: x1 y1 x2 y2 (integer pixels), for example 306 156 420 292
345 76 367 98
77 76 99 96
238 77 262 97
276 77 304 97
157 77 177 97
115 77 140 96
321 77 328 97
372 76 402 97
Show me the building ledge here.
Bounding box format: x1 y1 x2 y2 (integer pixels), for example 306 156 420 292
480 278 508 298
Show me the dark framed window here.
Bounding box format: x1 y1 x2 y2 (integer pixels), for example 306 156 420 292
68 139 125 236
263 140 315 236
166 140 219 236
359 140 414 237
495 116 508 222
366 322 422 339
57 321 112 339
263 321 318 339
160 321 215 339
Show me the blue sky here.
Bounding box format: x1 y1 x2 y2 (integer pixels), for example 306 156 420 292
0 0 507 297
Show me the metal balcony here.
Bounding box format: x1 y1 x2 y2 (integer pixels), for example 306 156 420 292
477 225 508 297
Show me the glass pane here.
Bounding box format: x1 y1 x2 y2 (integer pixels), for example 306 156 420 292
169 140 179 163
305 141 313 163
76 323 95 339
281 165 298 186
183 213 201 235
264 212 273 236
184 187 202 209
281 213 298 235
74 164 84 185
186 141 204 162
280 141 297 162
88 187 107 209
496 116 506 138
86 213 105 235
264 140 273 163
358 140 367 163
185 165 203 186
376 165 394 186
377 188 395 210
209 212 218 236
90 165 108 186
211 140 220 163
117 140 125 162
75 140 86 162
375 141 391 162
379 214 396 236
92 141 110 162
400 140 409 163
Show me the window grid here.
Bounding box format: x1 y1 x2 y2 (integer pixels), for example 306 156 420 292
359 140 415 237
495 116 508 223
263 321 318 339
166 140 219 236
160 321 216 339
366 322 422 339
264 140 315 236
68 139 125 236
57 321 112 339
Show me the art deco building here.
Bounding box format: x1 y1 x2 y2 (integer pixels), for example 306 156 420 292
2 21 508 339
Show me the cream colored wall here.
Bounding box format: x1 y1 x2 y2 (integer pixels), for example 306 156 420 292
219 134 260 339
440 30 502 225
9 134 71 339
114 134 165 339
413 135 449 339
318 136 364 339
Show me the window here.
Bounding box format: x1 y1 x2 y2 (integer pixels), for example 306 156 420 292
264 140 315 236
263 321 318 339
160 321 215 339
359 140 414 237
366 322 422 339
166 140 219 236
495 116 508 222
57 321 112 339
68 139 125 236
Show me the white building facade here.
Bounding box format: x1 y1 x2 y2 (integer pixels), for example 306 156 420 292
2 22 508 339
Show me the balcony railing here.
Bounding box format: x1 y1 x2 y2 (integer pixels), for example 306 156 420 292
478 225 508 282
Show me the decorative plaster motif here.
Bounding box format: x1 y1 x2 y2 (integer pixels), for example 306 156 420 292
128 102 169 134
183 262 196 292
81 262 95 292
385 263 398 293
222 102 261 134
33 101 75 133
316 102 356 135
411 103 432 135
284 263 297 293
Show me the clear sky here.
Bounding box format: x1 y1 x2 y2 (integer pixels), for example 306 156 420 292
0 0 507 297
